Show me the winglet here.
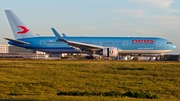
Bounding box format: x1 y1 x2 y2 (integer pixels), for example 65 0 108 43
62 33 67 37
51 28 66 42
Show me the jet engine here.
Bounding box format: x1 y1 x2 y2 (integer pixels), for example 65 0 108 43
103 48 118 57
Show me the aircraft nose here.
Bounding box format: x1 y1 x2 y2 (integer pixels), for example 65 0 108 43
173 45 176 49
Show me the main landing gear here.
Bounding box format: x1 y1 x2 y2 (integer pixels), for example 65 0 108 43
85 55 94 59
84 51 95 59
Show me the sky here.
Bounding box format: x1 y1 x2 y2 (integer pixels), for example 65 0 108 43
0 0 180 53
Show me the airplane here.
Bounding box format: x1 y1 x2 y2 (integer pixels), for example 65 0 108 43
4 10 176 59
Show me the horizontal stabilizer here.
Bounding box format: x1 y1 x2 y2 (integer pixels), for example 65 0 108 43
4 38 30 44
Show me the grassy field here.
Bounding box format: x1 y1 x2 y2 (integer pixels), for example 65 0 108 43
0 59 179 101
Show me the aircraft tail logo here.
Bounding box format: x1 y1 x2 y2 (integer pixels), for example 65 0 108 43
17 26 29 34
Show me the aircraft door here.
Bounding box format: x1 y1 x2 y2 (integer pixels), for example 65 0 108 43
39 40 45 46
156 41 162 47
122 40 128 47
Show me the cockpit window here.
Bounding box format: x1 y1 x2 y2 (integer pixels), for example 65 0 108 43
167 42 172 44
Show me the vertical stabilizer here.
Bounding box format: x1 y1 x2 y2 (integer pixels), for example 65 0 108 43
5 10 37 39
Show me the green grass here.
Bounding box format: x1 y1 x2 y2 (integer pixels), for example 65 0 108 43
0 59 179 100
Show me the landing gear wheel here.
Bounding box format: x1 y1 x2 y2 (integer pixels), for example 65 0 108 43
85 56 94 59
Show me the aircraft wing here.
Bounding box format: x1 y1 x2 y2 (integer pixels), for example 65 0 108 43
4 38 30 44
66 40 103 50
51 28 103 51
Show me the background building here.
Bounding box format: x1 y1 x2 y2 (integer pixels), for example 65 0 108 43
0 44 48 59
8 46 36 53
0 44 36 54
0 44 8 53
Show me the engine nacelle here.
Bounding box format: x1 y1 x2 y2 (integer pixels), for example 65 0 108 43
103 48 118 57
